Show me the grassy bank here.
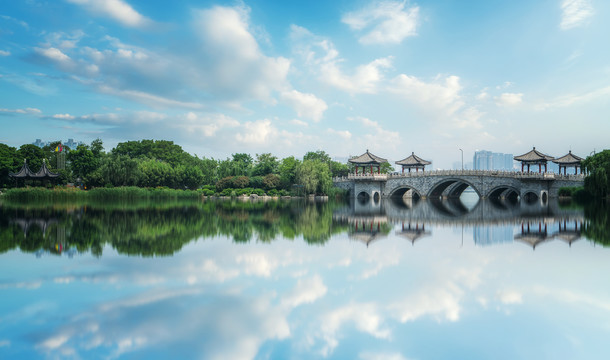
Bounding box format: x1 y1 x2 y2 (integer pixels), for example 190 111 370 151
2 186 202 201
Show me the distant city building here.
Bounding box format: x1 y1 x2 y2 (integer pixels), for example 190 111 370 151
32 138 84 149
473 150 515 170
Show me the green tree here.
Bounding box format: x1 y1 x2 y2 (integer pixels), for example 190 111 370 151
279 156 300 190
232 153 253 176
263 173 280 190
0 143 18 187
252 153 279 176
304 150 331 163
69 144 98 184
583 150 610 199
17 144 45 172
297 159 332 195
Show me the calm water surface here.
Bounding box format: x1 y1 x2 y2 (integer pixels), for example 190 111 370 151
1 195 609 359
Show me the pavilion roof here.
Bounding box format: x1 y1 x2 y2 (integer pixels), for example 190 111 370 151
9 159 36 178
10 159 59 179
31 160 59 178
552 150 583 165
349 150 388 165
395 152 431 166
514 147 554 162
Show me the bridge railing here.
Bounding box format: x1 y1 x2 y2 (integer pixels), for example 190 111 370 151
333 170 585 182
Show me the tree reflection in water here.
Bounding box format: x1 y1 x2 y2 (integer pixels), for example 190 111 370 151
1 196 607 256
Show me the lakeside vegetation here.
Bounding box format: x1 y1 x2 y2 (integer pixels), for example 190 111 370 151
0 200 348 256
0 139 364 196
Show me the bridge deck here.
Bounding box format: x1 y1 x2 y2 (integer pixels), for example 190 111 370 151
334 170 585 182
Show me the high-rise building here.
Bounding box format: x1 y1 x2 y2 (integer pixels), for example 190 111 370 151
473 150 515 170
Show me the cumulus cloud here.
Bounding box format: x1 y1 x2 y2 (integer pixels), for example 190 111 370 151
496 290 523 304
327 128 352 140
281 275 327 308
319 303 390 356
389 74 464 115
192 5 290 101
35 47 71 63
495 92 523 106
290 26 392 94
66 0 151 28
235 119 279 146
281 90 328 122
560 0 594 30
0 50 10 56
342 1 419 44
53 113 75 120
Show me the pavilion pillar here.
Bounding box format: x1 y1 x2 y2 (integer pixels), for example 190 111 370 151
370 165 373 174
378 166 380 174
402 168 404 174
544 164 547 173
521 163 524 172
416 168 419 173
527 164 530 172
539 164 541 173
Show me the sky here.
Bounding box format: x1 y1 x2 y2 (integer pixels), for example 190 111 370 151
1 0 609 168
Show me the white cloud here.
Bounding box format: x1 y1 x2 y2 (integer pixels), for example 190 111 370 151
67 0 151 28
389 74 464 114
35 47 71 63
0 50 10 56
235 119 279 145
0 108 42 114
0 340 10 347
495 92 523 106
53 113 75 120
342 1 419 44
180 112 240 137
281 275 327 308
327 128 352 140
360 351 410 360
235 252 278 277
321 52 393 94
535 86 610 110
290 119 309 127
281 90 328 122
391 286 462 323
319 303 390 356
560 0 594 30
98 86 203 109
496 290 523 304
192 5 290 101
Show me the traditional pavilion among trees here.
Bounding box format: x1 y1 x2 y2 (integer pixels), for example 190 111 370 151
10 159 59 183
552 150 584 175
395 152 431 173
349 150 388 175
514 147 554 173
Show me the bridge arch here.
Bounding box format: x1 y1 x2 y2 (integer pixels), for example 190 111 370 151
488 185 520 201
388 186 423 200
428 178 481 199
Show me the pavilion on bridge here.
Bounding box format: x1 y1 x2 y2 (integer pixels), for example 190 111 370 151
552 151 584 175
514 147 554 173
395 152 431 173
349 150 388 175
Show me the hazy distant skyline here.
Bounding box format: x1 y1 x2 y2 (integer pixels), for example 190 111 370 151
1 0 608 168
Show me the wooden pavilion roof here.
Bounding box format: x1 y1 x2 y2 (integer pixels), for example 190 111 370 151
552 150 583 165
514 147 554 163
395 152 431 166
349 150 388 165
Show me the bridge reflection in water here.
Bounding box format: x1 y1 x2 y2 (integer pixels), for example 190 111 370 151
332 193 584 249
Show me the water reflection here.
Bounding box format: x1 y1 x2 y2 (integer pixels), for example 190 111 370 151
0 195 606 256
1 198 609 359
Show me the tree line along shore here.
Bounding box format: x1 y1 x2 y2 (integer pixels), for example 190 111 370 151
0 139 358 199
1 139 608 200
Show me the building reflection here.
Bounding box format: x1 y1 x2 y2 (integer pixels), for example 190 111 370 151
334 195 585 249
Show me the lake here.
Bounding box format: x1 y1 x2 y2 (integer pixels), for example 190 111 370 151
1 195 609 359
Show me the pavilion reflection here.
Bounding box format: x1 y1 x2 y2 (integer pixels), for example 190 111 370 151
334 195 585 248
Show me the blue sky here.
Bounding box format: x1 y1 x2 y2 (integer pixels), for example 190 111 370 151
1 0 608 167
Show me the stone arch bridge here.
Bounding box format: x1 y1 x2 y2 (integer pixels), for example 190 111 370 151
333 170 585 201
